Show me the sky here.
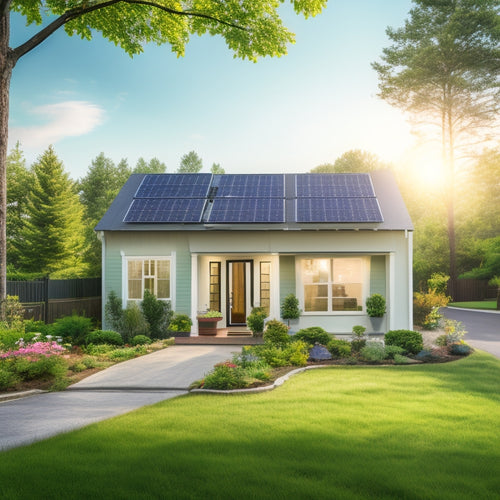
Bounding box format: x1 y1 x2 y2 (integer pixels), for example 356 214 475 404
8 0 428 181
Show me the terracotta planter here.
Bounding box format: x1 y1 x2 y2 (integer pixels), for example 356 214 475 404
197 317 222 336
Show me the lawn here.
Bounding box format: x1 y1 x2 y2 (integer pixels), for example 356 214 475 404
1 352 499 499
449 300 497 310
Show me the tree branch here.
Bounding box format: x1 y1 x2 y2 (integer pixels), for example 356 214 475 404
11 0 245 63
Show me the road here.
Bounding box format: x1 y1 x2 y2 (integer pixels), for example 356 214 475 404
443 307 500 358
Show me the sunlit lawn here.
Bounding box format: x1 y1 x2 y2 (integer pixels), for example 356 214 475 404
1 352 499 499
449 300 497 310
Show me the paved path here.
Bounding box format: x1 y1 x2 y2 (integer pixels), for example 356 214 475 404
443 307 500 358
0 345 238 451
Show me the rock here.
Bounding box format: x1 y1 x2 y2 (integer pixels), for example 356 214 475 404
308 344 332 361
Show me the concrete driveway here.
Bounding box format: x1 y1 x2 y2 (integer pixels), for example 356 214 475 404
443 307 500 358
0 345 238 451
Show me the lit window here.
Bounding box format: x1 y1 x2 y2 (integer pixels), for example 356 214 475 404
127 258 170 300
302 258 364 312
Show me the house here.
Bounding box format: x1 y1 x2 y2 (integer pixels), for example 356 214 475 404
95 171 413 334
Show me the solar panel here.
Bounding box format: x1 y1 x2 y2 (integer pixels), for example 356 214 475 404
215 174 284 198
124 198 206 223
296 198 383 223
296 174 375 198
135 173 212 199
207 198 285 223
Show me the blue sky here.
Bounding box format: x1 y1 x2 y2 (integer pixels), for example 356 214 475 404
8 1 420 180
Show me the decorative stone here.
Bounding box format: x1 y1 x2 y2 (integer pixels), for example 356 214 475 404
308 344 332 361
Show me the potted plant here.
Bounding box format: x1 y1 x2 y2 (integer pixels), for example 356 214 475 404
365 293 386 331
197 310 223 336
167 314 192 337
281 294 301 330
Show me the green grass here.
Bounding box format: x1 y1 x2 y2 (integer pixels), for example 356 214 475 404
1 352 499 499
449 300 497 310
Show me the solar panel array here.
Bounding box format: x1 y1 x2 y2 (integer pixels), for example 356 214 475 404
123 173 383 224
295 173 383 223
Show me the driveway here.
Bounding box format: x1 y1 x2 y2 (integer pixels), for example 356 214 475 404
443 307 500 358
0 345 238 451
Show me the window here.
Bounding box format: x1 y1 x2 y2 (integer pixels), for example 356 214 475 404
209 262 221 312
127 258 170 301
302 258 364 312
260 261 271 315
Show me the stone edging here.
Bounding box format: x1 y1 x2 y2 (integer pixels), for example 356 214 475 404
0 389 47 403
190 364 330 395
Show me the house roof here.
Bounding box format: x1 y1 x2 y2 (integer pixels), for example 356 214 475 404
95 170 413 232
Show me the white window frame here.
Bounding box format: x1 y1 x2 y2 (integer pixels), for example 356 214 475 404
122 255 174 306
296 256 369 315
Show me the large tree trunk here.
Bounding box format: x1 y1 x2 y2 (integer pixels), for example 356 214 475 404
0 9 14 311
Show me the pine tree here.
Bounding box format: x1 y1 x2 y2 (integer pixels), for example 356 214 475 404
6 142 32 268
18 146 87 276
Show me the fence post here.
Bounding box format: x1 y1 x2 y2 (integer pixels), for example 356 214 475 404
44 276 49 323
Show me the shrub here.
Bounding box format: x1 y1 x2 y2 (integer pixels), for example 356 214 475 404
360 342 386 362
251 345 290 367
385 330 423 355
0 295 25 330
81 356 97 369
141 290 173 339
203 363 246 390
107 347 141 361
24 320 54 338
435 335 448 347
327 338 351 358
449 343 472 356
122 302 148 342
427 272 450 295
393 354 411 365
52 315 94 345
0 366 19 390
263 320 290 348
131 335 152 346
0 329 37 350
84 343 116 356
168 314 192 333
284 340 309 366
444 319 467 343
12 355 67 381
384 345 405 359
85 330 123 346
105 290 124 333
294 327 331 346
246 307 267 336
350 338 367 353
413 290 449 329
352 325 366 338
69 362 86 373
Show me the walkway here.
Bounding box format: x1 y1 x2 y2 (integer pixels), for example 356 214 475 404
0 345 238 451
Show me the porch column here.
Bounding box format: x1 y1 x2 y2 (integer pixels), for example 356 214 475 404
270 254 280 320
388 252 395 331
191 253 199 335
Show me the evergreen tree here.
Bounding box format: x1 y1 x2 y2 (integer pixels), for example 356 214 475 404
6 142 32 268
78 152 131 275
18 146 87 276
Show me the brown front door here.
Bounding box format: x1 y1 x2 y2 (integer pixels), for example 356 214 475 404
228 261 249 325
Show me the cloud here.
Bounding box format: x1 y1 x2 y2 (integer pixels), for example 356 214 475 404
11 101 104 147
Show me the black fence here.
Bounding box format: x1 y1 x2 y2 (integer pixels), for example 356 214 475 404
448 279 497 302
7 278 102 323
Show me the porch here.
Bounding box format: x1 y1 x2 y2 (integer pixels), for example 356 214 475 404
174 326 264 345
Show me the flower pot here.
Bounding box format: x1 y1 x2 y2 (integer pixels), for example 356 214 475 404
369 316 384 332
197 317 222 335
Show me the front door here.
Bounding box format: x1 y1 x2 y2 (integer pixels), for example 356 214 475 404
227 261 252 325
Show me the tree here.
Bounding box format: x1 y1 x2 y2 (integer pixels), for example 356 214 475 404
0 0 328 306
372 0 500 295
177 150 203 173
311 149 388 173
78 152 131 275
6 142 32 268
132 157 166 174
210 163 225 175
17 146 87 276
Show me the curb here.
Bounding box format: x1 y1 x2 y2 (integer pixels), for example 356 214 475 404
446 307 500 314
190 364 330 395
0 389 47 403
